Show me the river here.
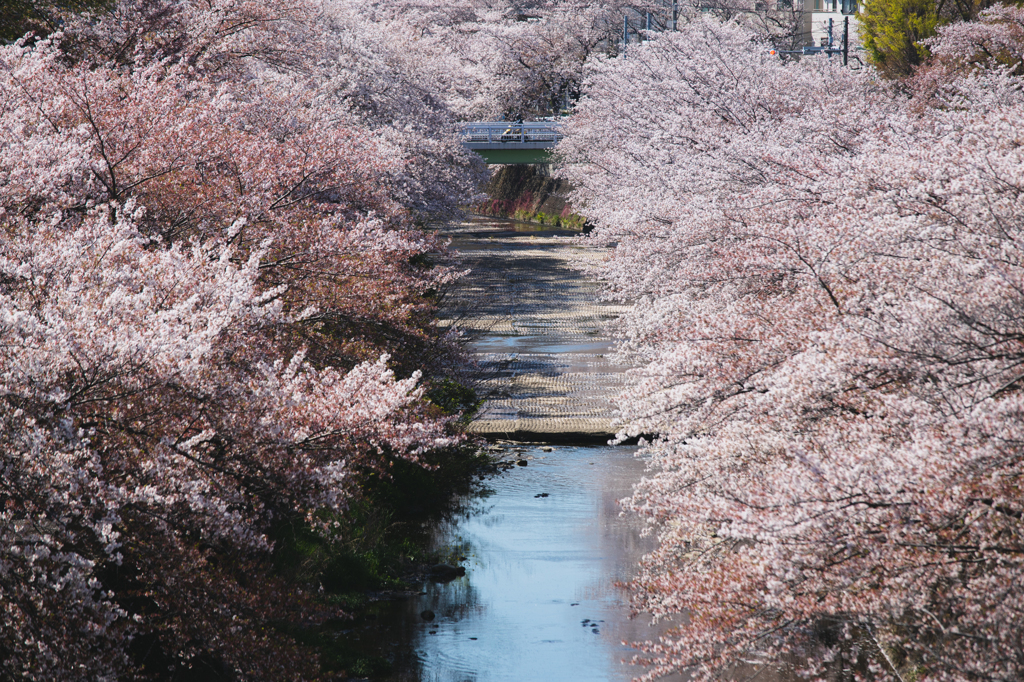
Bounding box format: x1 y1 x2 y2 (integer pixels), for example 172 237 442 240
336 218 681 681
343 441 681 682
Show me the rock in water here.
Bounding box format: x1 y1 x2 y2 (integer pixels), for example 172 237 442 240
427 564 466 582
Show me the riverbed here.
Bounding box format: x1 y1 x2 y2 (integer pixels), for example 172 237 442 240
336 219 680 681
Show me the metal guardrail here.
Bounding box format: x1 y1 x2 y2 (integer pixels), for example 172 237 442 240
460 121 564 146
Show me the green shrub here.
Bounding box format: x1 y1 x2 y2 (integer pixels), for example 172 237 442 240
559 212 586 229
426 379 480 418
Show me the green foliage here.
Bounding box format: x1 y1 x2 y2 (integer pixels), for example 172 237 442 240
362 444 492 521
280 615 396 680
559 212 587 229
426 378 480 417
860 0 1011 77
530 211 562 226
507 206 587 228
271 444 491 594
408 252 434 269
272 504 409 594
270 442 494 675
861 0 942 76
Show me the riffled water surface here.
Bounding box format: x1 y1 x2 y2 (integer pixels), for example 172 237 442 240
337 219 682 681
349 442 681 682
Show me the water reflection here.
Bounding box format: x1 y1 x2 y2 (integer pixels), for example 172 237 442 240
350 444 683 682
340 216 680 680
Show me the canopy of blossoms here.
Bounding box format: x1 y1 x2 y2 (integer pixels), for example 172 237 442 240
0 0 488 676
558 9 1024 681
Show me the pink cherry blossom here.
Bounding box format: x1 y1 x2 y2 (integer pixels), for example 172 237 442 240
559 13 1024 681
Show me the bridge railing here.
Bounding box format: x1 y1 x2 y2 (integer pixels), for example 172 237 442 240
460 121 564 145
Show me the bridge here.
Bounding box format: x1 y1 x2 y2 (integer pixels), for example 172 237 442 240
460 121 564 165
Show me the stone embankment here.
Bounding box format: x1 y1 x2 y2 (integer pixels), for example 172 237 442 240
475 164 576 224
439 217 630 443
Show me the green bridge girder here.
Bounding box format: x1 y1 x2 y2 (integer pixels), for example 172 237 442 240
472 148 554 165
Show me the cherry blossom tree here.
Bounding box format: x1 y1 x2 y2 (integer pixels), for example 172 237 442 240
331 0 662 121
0 0 481 675
0 198 458 677
559 13 1024 681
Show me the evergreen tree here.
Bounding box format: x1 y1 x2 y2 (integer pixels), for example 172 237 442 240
860 0 1009 76
861 0 941 75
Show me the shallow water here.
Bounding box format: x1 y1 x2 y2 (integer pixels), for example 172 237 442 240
438 218 631 436
471 336 614 356
333 218 682 681
349 443 682 682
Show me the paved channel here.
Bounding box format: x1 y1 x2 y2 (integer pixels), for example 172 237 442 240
330 217 691 682
439 217 631 442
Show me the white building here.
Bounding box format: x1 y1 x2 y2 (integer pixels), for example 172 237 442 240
802 0 861 49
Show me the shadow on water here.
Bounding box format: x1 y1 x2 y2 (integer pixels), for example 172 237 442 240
471 336 614 356
329 217 686 681
336 444 685 682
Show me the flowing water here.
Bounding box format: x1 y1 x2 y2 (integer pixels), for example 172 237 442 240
336 218 681 681
343 442 681 682
437 218 632 441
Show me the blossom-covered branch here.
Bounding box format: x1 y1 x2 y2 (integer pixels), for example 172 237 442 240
559 12 1024 681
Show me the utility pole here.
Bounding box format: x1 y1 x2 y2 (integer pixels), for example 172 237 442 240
843 16 849 65
671 2 678 30
623 13 628 55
